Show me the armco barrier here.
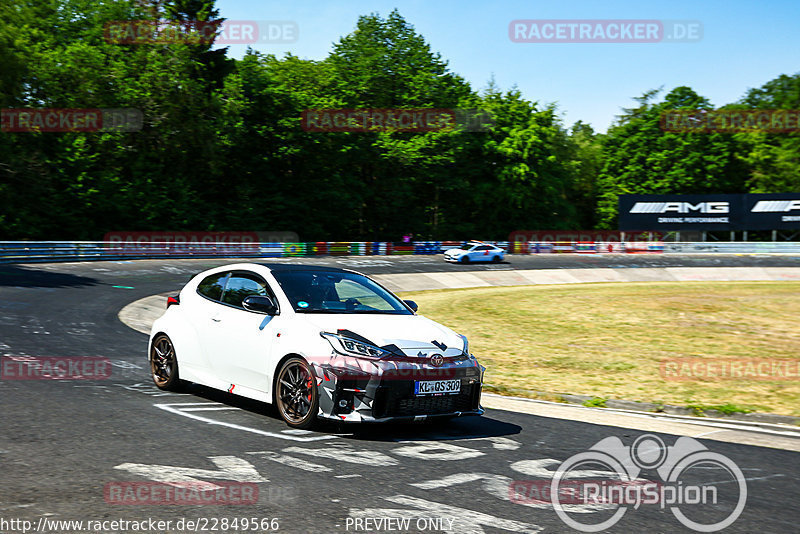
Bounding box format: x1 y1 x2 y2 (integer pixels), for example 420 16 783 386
525 241 663 254
283 243 306 256
664 242 800 254
1 240 799 263
623 241 665 254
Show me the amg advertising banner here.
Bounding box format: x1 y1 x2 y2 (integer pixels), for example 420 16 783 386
743 193 800 230
618 193 800 231
619 194 741 231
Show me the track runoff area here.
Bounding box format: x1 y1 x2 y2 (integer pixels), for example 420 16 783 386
0 254 798 534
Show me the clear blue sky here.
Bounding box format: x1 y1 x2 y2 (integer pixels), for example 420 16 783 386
215 0 799 132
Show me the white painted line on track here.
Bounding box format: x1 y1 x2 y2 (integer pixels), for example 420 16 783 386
383 494 543 533
114 456 268 485
155 403 337 442
603 410 800 438
246 451 332 472
706 474 786 485
282 445 397 466
180 406 241 412
483 393 800 437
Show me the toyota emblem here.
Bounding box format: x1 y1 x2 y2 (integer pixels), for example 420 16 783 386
430 354 444 367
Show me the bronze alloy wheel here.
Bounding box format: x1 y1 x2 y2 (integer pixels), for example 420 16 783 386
150 334 181 391
275 357 318 429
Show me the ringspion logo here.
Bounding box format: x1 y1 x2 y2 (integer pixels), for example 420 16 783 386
551 434 746 532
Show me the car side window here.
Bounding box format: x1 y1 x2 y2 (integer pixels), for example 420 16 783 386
197 272 229 301
475 245 491 251
221 272 269 308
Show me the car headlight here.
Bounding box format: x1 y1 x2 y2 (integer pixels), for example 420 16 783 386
321 332 391 359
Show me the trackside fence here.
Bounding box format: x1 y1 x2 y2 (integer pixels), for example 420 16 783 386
1 240 800 263
0 241 483 263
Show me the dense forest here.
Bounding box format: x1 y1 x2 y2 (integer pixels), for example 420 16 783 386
0 0 798 240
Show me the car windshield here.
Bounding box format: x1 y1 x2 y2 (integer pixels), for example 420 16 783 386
271 270 412 314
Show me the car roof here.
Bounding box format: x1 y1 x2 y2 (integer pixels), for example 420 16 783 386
256 262 352 274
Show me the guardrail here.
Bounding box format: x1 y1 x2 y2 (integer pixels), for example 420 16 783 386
513 241 800 254
0 240 496 263
662 242 800 254
1 240 800 263
512 241 664 254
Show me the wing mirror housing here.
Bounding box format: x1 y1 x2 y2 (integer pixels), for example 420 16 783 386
403 299 418 312
242 295 279 315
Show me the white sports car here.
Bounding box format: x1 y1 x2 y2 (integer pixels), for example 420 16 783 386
148 263 484 428
444 242 506 263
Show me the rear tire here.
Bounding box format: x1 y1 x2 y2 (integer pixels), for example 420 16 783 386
275 357 319 429
150 334 183 391
492 255 501 263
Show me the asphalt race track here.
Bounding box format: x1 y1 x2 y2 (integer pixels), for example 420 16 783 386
1 255 799 534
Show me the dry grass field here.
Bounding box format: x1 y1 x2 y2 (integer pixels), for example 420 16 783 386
401 282 800 416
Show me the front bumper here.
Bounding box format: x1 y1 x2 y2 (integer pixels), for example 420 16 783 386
310 353 485 423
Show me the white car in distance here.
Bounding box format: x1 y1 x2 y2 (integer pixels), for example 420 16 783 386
444 242 506 263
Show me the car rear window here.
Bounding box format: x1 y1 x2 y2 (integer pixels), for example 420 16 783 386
197 272 228 301
221 272 270 308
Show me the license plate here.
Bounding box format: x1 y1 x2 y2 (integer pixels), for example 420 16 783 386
414 379 460 396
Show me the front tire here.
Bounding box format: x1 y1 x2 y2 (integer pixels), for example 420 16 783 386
275 357 319 429
150 334 182 391
460 256 470 263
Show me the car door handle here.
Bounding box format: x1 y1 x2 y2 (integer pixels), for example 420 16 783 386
211 317 221 322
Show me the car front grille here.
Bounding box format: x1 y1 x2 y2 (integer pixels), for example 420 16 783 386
372 380 481 418
393 388 478 416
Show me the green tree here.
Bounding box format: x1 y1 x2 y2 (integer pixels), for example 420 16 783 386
566 121 603 228
596 87 748 228
735 72 800 193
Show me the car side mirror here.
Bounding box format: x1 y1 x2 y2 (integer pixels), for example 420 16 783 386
404 300 418 312
242 295 278 315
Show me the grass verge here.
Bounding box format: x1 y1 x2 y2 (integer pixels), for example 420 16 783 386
400 281 800 416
